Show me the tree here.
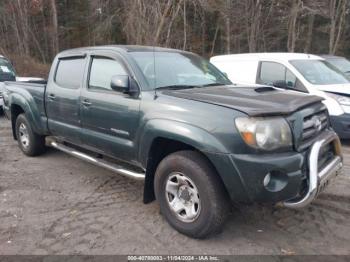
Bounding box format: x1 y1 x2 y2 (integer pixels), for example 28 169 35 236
1 0 350 77
329 0 348 54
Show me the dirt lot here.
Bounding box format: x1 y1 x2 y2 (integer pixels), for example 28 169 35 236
0 116 350 255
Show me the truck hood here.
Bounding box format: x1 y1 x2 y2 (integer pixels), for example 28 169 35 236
162 85 323 116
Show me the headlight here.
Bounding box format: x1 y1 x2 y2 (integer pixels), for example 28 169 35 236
235 117 292 150
327 92 350 106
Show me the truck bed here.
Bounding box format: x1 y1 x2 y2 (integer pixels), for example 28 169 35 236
4 81 48 135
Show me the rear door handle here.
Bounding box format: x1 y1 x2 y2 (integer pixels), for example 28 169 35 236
82 99 92 106
47 94 55 100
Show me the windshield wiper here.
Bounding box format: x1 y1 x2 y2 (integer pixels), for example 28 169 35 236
201 83 227 87
155 85 199 90
155 83 227 90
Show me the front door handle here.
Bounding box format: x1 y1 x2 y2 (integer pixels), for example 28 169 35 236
82 99 92 106
47 94 55 100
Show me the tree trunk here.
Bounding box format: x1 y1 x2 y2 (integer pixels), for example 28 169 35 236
287 0 301 52
154 0 172 45
329 0 348 54
225 16 230 53
210 23 220 56
304 13 315 53
246 0 262 52
50 0 59 56
165 0 182 47
183 0 187 50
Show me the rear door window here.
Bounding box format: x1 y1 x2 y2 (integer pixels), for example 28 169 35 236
55 58 86 89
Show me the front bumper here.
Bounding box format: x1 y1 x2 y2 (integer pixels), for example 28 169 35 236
330 114 350 139
207 131 343 207
283 131 342 208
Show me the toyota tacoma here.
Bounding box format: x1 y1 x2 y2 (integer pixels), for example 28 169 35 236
2 46 343 238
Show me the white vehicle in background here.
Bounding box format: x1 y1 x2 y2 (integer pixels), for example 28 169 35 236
210 53 350 139
320 55 350 78
0 55 44 114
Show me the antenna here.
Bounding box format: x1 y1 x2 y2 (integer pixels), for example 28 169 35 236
153 45 158 99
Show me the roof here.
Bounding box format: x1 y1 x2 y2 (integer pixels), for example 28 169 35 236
319 54 345 59
58 45 189 57
211 52 323 62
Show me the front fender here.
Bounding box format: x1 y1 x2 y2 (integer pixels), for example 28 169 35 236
139 118 251 203
138 119 229 167
9 92 47 135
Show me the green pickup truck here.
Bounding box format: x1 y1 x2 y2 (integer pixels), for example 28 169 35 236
2 46 343 238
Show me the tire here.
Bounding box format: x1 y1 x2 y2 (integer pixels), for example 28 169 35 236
15 113 46 156
154 150 230 238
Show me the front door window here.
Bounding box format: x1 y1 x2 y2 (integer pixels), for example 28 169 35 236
258 61 307 92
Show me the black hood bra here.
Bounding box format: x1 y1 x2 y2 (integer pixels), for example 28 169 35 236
163 85 323 116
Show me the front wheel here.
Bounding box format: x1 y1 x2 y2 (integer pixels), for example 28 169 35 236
15 114 46 156
154 150 230 238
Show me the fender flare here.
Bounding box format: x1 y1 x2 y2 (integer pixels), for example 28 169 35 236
9 92 47 136
139 119 244 204
138 119 229 167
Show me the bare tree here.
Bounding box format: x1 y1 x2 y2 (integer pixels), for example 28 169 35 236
287 0 302 52
329 0 348 54
2 0 350 77
304 13 315 53
183 0 187 50
245 0 262 52
50 0 59 55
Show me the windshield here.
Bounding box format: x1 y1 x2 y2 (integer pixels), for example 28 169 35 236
290 59 349 85
130 51 231 90
327 58 350 74
0 58 16 82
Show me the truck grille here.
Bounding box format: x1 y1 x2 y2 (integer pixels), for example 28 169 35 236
296 109 329 151
302 110 328 142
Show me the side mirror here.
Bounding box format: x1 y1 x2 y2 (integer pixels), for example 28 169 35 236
111 75 129 92
272 80 289 89
110 75 140 97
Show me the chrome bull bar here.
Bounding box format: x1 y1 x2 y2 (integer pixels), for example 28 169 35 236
283 131 343 208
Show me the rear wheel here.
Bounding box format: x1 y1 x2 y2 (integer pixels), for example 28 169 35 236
154 150 230 238
15 114 46 156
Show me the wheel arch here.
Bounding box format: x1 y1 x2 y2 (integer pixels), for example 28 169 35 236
9 93 47 139
142 136 228 204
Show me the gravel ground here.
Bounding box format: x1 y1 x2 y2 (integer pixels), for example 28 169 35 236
0 116 350 255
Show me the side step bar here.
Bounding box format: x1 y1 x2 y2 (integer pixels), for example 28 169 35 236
46 137 145 181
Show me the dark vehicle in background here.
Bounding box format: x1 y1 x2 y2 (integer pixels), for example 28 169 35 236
2 46 343 238
0 55 44 115
321 55 350 78
0 55 16 114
